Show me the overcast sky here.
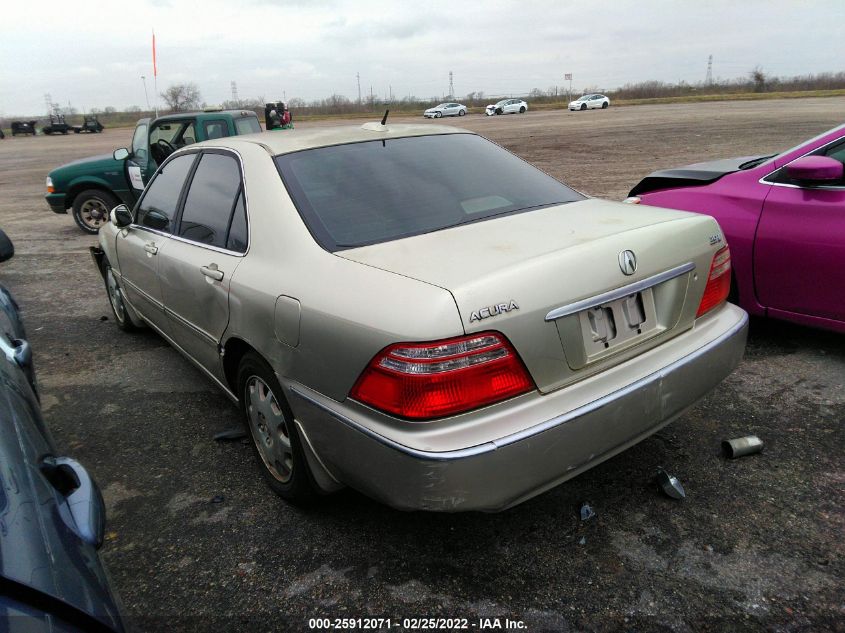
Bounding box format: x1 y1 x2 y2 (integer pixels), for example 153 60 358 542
1 0 843 116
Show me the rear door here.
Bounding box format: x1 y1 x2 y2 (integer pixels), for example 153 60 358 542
116 152 197 335
754 140 845 322
158 150 247 378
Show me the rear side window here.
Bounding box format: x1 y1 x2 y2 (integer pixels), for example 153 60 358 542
178 153 243 249
226 191 248 253
204 120 229 140
275 133 584 251
235 117 262 134
135 153 196 232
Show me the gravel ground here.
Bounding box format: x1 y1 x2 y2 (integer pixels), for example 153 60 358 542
0 98 842 632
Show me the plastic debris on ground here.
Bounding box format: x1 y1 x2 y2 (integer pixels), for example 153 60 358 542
655 468 686 499
213 429 247 441
580 502 596 521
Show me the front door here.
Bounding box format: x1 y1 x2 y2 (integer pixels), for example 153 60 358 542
158 151 248 379
755 140 845 322
116 152 197 335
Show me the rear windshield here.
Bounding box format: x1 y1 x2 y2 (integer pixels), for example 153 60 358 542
274 133 584 251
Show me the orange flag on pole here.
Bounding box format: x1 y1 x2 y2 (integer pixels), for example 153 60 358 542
152 30 157 77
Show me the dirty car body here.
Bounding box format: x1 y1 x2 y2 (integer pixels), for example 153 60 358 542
94 123 747 512
628 122 845 334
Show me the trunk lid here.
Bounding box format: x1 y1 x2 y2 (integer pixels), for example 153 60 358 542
338 199 723 393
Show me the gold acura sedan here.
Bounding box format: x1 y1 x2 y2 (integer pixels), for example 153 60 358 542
92 122 748 511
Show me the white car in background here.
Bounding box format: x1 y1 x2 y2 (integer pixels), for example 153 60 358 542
485 99 528 116
569 94 610 111
423 103 467 118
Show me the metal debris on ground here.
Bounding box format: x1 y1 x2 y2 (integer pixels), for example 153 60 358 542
722 435 763 459
578 536 587 545
655 468 686 499
210 495 225 504
580 502 596 521
213 428 247 441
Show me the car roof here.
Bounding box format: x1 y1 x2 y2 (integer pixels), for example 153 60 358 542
191 123 469 155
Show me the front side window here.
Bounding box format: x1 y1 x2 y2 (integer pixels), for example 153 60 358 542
135 154 196 232
131 123 148 162
275 133 584 251
178 153 242 249
766 138 845 187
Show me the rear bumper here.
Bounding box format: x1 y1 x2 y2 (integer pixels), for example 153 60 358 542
286 303 748 512
46 193 66 214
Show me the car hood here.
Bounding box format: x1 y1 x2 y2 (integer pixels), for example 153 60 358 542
628 155 764 196
49 154 123 180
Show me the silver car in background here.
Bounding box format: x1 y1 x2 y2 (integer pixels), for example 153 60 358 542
423 103 467 118
93 122 747 512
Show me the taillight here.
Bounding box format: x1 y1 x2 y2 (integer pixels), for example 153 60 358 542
696 245 731 318
350 332 535 420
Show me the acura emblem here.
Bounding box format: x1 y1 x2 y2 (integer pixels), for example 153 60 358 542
618 250 637 275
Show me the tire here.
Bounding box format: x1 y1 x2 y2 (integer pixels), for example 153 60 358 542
580 103 587 111
72 189 118 234
519 106 526 113
238 352 317 504
496 108 503 115
458 109 466 117
434 112 442 118
602 101 609 109
101 260 137 332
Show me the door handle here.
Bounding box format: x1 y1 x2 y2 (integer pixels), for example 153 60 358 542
144 243 158 255
201 264 224 282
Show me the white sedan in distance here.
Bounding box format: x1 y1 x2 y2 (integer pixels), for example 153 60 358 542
569 94 610 111
485 99 528 116
423 103 467 118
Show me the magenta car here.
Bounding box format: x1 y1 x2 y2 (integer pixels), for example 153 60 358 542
626 123 845 334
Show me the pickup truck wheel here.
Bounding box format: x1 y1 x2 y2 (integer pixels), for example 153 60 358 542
72 189 118 234
238 352 317 505
102 261 136 332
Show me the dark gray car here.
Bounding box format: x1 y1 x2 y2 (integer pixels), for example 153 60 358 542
0 229 123 632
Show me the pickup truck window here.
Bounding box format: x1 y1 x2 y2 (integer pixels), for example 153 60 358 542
235 117 262 135
204 120 229 140
132 123 148 162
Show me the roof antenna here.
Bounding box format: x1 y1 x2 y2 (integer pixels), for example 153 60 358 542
381 109 389 126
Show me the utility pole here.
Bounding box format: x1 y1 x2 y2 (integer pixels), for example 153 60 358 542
231 80 239 105
44 93 53 116
356 72 362 104
448 71 454 99
705 55 713 85
141 76 151 110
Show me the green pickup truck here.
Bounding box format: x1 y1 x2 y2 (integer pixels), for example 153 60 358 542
45 109 262 233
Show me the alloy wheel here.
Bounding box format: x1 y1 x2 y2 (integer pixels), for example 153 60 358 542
245 376 293 483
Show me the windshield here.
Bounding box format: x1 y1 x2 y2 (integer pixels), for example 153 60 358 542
275 133 584 251
434 103 449 108
496 100 509 106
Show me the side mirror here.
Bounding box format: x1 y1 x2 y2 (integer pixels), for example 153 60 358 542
0 229 14 262
113 147 130 161
111 204 133 228
143 210 169 232
786 155 844 183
